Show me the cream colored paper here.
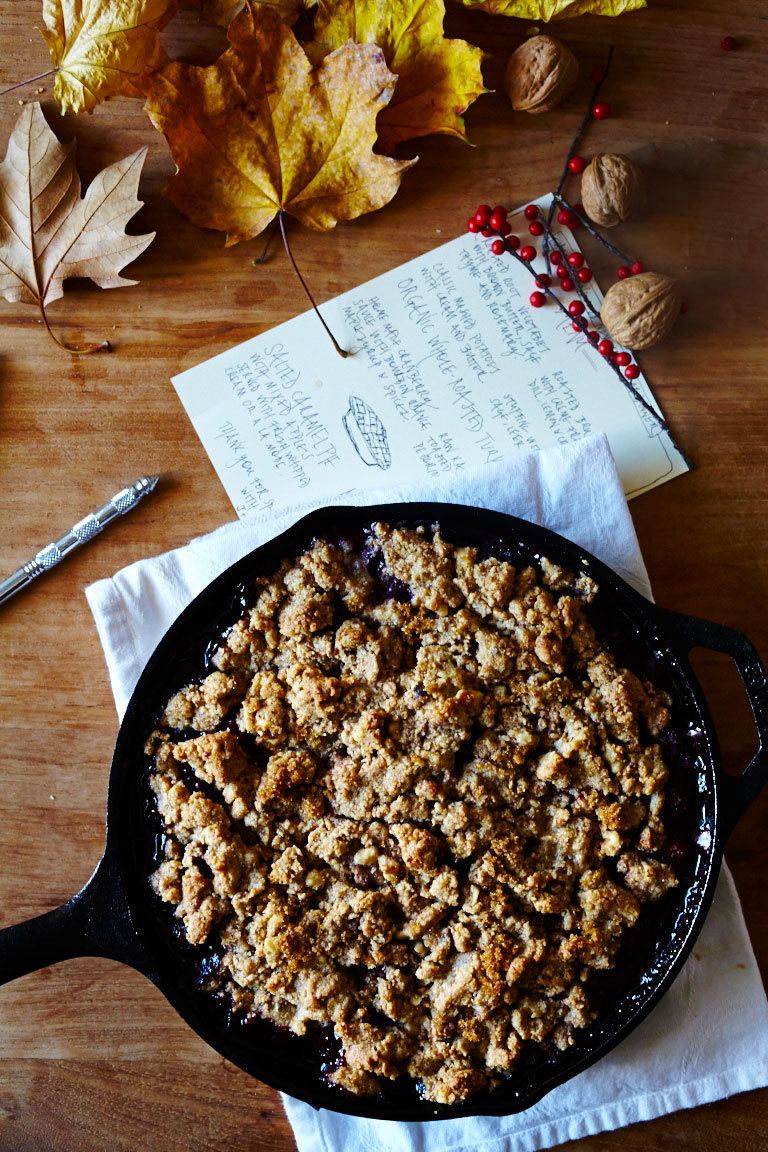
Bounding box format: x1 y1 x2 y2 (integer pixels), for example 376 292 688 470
172 206 688 521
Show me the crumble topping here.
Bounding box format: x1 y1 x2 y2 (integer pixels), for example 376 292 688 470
147 523 677 1105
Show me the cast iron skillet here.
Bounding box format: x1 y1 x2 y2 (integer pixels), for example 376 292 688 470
1 502 767 1121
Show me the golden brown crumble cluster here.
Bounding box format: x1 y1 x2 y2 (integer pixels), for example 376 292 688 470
147 523 677 1105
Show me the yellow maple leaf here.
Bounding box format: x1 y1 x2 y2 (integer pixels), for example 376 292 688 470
305 0 487 152
41 0 179 114
185 0 316 28
459 0 644 17
142 2 415 244
0 103 155 352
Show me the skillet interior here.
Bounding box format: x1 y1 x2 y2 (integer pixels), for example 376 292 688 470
110 503 723 1119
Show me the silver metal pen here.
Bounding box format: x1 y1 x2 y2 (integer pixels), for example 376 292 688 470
0 475 160 607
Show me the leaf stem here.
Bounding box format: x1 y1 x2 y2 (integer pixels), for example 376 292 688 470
38 299 111 355
277 210 349 358
0 70 58 98
253 220 276 265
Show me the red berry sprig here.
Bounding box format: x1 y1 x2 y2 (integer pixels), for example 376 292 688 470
465 203 675 439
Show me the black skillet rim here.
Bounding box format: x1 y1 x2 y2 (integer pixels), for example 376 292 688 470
109 502 726 1120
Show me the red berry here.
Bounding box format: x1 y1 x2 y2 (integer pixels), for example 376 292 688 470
475 204 492 226
598 339 614 356
529 291 546 308
557 209 570 225
586 329 599 343
535 273 551 288
568 300 585 317
507 234 520 250
492 205 507 218
567 252 584 269
615 351 631 367
624 364 641 380
590 68 604 83
559 276 574 292
577 267 592 283
616 266 630 280
573 203 584 215
524 204 540 220
489 212 507 231
721 35 736 51
520 245 537 261
571 321 583 332
491 239 505 256
568 156 587 175
467 218 480 233
481 227 494 237
550 250 564 266
529 220 545 236
631 261 645 275
592 101 611 120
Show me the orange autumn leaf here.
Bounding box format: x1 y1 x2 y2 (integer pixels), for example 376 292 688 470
41 0 179 114
143 2 415 244
305 0 487 152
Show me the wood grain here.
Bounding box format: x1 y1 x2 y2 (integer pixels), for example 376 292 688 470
0 1 766 1148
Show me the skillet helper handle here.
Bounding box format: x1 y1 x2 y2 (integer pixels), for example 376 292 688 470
662 609 768 837
0 850 152 987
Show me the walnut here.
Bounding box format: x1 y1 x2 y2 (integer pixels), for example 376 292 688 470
581 153 645 228
503 35 578 115
600 273 682 350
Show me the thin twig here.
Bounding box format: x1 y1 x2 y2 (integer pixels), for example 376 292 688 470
545 46 614 272
555 194 635 265
540 214 601 321
38 298 111 355
277 209 349 359
0 70 57 98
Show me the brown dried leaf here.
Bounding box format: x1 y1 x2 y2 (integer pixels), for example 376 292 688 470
143 3 415 244
0 103 155 350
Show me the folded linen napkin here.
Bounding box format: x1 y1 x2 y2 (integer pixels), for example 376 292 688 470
86 434 768 1152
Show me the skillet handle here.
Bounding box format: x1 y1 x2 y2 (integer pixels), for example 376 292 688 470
660 609 768 838
0 847 154 987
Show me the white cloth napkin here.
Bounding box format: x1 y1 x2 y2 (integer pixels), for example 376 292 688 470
86 434 768 1152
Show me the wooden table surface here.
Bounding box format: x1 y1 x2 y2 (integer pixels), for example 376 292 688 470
1 0 767 1148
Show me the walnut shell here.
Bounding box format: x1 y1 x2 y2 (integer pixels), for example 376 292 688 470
504 35 578 115
581 153 645 228
600 273 682 351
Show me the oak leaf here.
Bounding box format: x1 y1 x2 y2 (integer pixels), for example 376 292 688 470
459 0 644 18
305 0 487 152
41 0 179 114
143 2 415 244
0 103 155 352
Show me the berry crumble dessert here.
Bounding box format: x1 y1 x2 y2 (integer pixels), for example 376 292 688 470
146 522 678 1105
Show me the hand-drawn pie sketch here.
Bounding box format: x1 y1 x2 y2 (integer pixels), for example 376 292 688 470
343 395 392 469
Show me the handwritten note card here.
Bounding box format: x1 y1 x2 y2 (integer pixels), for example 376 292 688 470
173 204 688 521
